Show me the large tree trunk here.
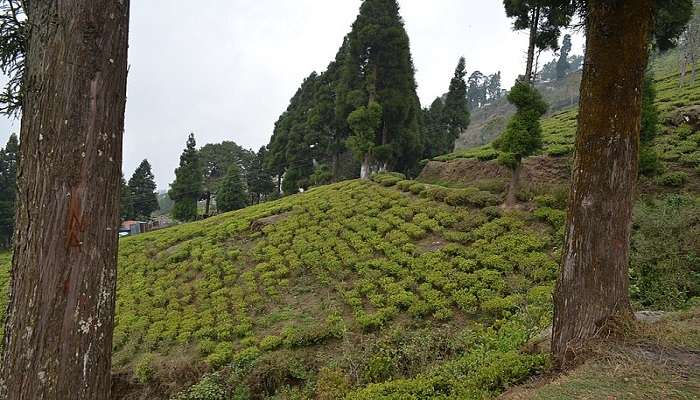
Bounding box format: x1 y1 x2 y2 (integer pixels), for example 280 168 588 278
0 1 130 399
525 7 541 83
552 0 652 368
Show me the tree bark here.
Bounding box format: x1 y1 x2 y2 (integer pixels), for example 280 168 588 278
525 7 541 83
553 0 652 368
0 1 130 399
204 191 211 217
361 154 371 180
505 163 521 208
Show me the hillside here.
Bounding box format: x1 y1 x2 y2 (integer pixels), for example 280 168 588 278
1 171 698 399
449 45 700 161
455 71 582 150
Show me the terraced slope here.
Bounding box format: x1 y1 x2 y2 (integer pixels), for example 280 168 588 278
1 178 560 399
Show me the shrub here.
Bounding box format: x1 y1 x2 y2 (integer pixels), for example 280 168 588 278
173 374 227 400
134 353 155 384
260 335 282 351
657 172 688 187
631 195 700 310
546 144 573 157
408 183 426 195
675 124 694 140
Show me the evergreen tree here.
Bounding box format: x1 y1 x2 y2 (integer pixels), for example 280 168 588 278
199 141 254 215
555 34 572 80
247 146 275 204
169 133 203 221
503 0 575 82
493 81 548 207
467 71 486 110
0 133 18 248
441 57 470 152
421 97 447 158
487 72 503 101
128 159 159 220
338 0 422 174
119 174 134 222
347 101 383 179
217 164 248 213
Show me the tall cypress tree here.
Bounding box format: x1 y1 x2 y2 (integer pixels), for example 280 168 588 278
169 133 203 221
128 159 159 220
442 57 470 152
339 0 422 174
0 133 18 248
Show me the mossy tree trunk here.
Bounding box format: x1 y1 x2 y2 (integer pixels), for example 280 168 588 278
553 0 652 367
0 0 130 398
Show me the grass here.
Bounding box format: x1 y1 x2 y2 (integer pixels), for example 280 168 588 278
502 307 700 400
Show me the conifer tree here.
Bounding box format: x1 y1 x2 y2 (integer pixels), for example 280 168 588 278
247 146 274 204
217 164 248 213
442 57 470 152
0 133 18 248
421 97 447 158
128 159 159 220
556 34 572 80
169 133 203 221
339 0 422 174
493 81 547 207
347 101 383 179
119 174 134 222
503 0 575 82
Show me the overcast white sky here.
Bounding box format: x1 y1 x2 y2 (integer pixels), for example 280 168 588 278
0 0 583 190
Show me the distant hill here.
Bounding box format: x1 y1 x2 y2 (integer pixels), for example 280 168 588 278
456 71 582 149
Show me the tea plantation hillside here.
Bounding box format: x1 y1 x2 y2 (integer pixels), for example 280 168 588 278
1 174 698 399
0 177 560 399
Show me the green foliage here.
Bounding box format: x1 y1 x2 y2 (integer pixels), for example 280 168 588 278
134 353 155 384
493 82 548 168
442 57 471 148
657 171 688 187
631 195 700 310
0 251 10 338
173 374 227 400
217 164 248 213
199 141 256 200
0 133 18 247
347 101 383 163
0 0 26 116
127 159 159 220
170 133 204 221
